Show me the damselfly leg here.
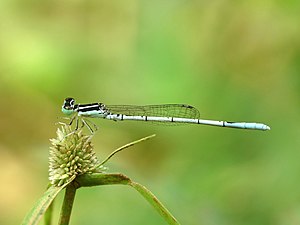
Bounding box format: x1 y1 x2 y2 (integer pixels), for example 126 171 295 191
81 118 98 134
68 115 98 134
58 115 98 137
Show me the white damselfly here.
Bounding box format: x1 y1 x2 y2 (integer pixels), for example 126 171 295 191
62 97 270 133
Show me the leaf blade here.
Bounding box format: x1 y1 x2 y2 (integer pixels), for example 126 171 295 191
22 176 75 225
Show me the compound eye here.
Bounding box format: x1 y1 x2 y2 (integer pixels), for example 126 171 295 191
70 99 74 106
64 97 75 109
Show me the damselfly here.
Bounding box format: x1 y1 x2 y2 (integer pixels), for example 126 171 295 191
62 97 270 133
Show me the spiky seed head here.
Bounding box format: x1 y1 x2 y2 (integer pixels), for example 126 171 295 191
49 125 104 186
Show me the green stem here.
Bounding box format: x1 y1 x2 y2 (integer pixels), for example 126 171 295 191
58 182 77 225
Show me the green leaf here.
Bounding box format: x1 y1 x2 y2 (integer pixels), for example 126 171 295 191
129 181 180 225
76 173 180 225
75 173 131 187
21 176 75 225
44 197 54 225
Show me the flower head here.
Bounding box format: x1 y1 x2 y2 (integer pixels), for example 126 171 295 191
49 125 104 186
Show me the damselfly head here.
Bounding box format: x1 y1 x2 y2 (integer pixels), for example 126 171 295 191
62 97 76 115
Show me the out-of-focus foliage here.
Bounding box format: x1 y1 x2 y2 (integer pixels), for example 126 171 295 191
0 1 299 225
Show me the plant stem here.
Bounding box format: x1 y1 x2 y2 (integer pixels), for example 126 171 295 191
59 182 77 225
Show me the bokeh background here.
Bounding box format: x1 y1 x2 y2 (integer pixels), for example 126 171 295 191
0 1 299 225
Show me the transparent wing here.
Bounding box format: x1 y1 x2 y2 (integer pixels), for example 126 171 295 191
106 104 200 119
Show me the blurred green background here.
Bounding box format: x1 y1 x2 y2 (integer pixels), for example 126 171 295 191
0 1 299 225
